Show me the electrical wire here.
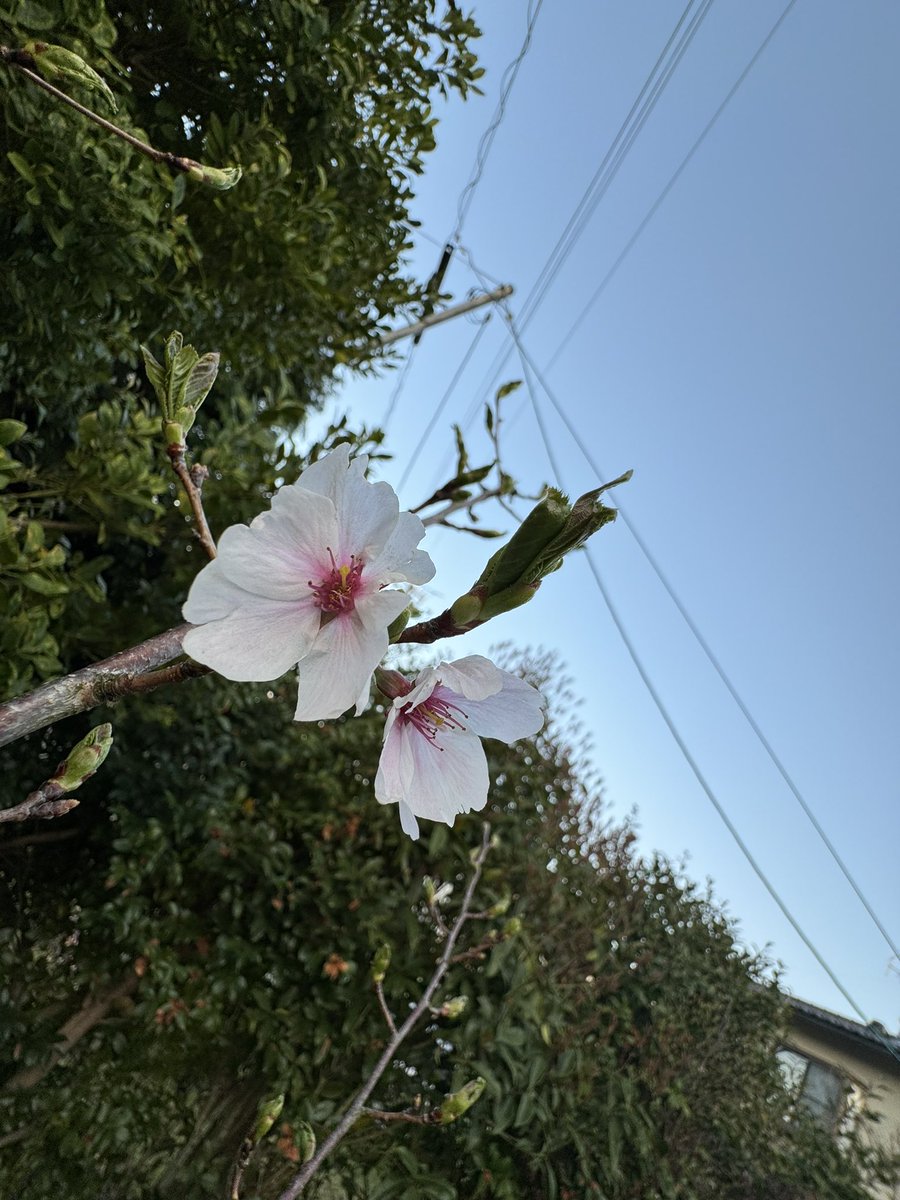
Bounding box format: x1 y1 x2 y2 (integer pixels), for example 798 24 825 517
385 0 546 435
397 313 492 494
453 0 547 243
510 338 900 968
511 319 900 1060
455 0 718 444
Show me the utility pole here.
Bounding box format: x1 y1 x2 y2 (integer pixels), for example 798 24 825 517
378 284 513 348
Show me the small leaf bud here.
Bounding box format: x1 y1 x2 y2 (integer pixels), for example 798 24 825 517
485 894 511 918
437 995 468 1020
502 917 523 939
295 1121 316 1164
371 943 391 984
448 591 484 628
251 1094 285 1144
438 1077 486 1124
52 724 113 792
23 41 117 110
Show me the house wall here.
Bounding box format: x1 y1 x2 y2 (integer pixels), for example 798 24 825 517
785 1023 900 1198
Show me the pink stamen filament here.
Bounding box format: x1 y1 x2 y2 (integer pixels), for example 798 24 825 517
309 549 364 614
403 692 468 748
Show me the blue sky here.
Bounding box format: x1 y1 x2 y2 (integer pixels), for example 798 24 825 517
324 1 899 1025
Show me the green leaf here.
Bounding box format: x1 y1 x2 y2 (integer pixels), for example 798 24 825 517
6 152 37 186
20 572 69 596
0 419 27 446
23 41 118 112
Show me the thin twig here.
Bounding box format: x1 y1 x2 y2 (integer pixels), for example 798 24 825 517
1 47 207 175
0 828 79 850
359 1106 434 1125
0 790 78 825
168 446 217 559
374 979 397 1037
277 824 493 1200
419 488 503 527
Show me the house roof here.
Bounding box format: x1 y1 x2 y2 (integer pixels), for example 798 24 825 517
788 995 900 1070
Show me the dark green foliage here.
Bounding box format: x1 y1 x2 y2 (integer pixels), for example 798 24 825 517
1 665 893 1199
0 5 894 1198
1 0 482 416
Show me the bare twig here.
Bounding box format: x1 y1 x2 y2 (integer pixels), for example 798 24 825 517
1 46 215 177
374 978 397 1037
419 488 504 528
276 824 493 1200
0 624 196 748
0 828 79 850
168 445 217 560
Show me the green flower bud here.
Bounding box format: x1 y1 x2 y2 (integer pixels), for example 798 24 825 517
186 162 243 191
52 724 113 792
438 1077 485 1124
474 489 570 594
251 1094 284 1144
387 606 411 642
295 1121 316 1164
23 41 117 111
502 917 522 938
438 995 468 1020
371 943 391 984
485 894 511 918
448 591 484 628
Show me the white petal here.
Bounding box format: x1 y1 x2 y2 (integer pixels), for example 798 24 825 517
355 588 411 633
462 672 546 743
183 557 255 623
216 487 338 600
398 803 420 840
406 726 490 825
295 445 398 563
293 610 389 721
182 597 320 681
429 656 507 703
367 511 435 585
376 719 489 829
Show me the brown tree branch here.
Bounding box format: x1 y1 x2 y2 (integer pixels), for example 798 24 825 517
374 978 397 1037
5 974 139 1091
167 445 217 560
0 47 213 176
276 824 493 1200
0 624 197 748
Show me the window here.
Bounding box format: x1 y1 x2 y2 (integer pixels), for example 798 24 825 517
776 1047 862 1133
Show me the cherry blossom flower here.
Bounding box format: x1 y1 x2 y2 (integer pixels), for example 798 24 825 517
375 656 545 840
182 444 434 719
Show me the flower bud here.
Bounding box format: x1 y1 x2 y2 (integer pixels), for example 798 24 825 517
295 1121 316 1164
52 724 113 792
371 943 391 984
502 917 522 938
374 668 411 701
485 894 511 918
23 41 117 110
437 995 468 1020
438 1077 485 1124
251 1094 285 1144
448 591 483 628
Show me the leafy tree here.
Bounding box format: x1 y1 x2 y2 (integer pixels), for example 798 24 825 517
0 5 895 1199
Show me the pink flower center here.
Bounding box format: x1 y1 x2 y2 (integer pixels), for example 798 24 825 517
309 550 364 614
402 689 468 747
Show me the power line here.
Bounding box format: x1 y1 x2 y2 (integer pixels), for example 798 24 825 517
545 0 802 372
456 0 718 443
397 313 491 494
512 331 900 969
508 324 900 979
453 0 547 243
386 0 545 434
511 322 900 1057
